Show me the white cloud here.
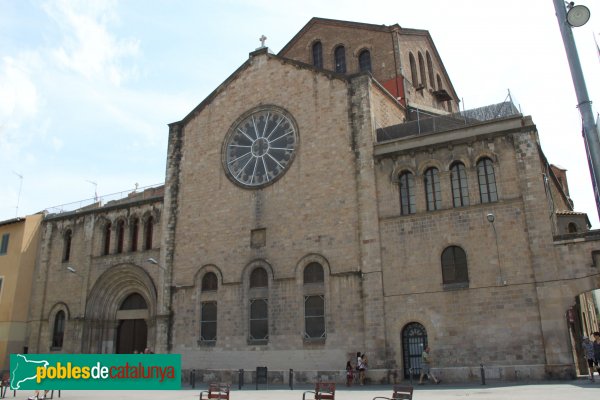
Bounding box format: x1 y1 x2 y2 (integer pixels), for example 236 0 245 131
0 55 41 160
44 0 140 86
0 56 39 123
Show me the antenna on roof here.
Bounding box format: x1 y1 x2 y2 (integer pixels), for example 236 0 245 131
12 171 23 217
86 180 98 203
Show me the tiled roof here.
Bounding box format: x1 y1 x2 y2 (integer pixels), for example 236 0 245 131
556 210 588 216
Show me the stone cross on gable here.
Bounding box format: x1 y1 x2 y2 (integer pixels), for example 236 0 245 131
259 35 267 48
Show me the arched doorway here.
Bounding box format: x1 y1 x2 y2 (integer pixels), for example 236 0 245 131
116 293 148 353
402 322 428 378
83 264 157 354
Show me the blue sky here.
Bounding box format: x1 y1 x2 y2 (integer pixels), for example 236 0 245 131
1 0 599 226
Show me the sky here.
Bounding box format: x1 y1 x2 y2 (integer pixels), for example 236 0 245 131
1 0 599 226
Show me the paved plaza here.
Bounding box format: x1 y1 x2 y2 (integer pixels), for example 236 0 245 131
11 381 600 400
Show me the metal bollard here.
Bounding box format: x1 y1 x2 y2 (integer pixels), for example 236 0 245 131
408 368 413 385
238 369 244 390
480 364 486 385
190 369 196 389
289 369 294 390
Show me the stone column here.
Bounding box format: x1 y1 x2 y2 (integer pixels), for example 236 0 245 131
512 120 576 378
157 122 185 353
348 75 388 367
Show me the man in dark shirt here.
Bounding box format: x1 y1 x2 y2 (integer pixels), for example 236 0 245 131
593 332 600 376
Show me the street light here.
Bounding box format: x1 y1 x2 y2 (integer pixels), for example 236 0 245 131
147 257 166 271
487 213 506 286
552 0 600 219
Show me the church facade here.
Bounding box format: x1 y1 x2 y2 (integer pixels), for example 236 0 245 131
26 18 600 383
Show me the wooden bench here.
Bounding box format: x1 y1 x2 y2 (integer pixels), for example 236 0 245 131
302 382 335 400
200 383 230 400
372 385 413 400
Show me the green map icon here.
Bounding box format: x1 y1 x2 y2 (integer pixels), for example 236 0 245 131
10 354 49 389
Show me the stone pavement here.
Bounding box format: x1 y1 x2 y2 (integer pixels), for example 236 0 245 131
12 381 600 400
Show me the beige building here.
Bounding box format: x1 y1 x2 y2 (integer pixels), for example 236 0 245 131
0 213 43 371
27 18 600 383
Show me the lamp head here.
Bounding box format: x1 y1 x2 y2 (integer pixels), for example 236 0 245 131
567 4 590 27
67 266 77 273
486 213 495 223
147 257 159 265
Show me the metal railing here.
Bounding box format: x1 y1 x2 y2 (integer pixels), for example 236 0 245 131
45 183 164 216
376 101 521 142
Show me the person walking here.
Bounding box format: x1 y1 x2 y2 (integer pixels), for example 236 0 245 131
357 352 366 385
593 332 600 376
419 345 440 384
28 390 49 400
582 336 595 381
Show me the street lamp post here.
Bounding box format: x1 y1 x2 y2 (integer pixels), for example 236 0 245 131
67 266 85 317
552 0 600 219
66 266 86 352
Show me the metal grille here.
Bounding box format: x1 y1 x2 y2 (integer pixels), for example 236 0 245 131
402 322 427 378
376 101 521 142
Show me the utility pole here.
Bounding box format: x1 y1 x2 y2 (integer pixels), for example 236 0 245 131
13 171 23 217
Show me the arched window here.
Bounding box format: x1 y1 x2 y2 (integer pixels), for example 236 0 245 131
303 262 325 339
334 45 346 73
144 216 154 250
477 158 498 203
409 53 418 88
103 222 111 256
250 267 268 288
399 171 416 215
312 41 323 68
358 49 371 73
130 218 139 252
426 51 434 89
450 162 469 207
441 246 469 286
304 262 324 284
424 167 441 211
116 220 125 254
418 52 427 88
568 222 578 233
51 310 65 349
63 229 72 262
436 74 443 91
202 272 218 291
